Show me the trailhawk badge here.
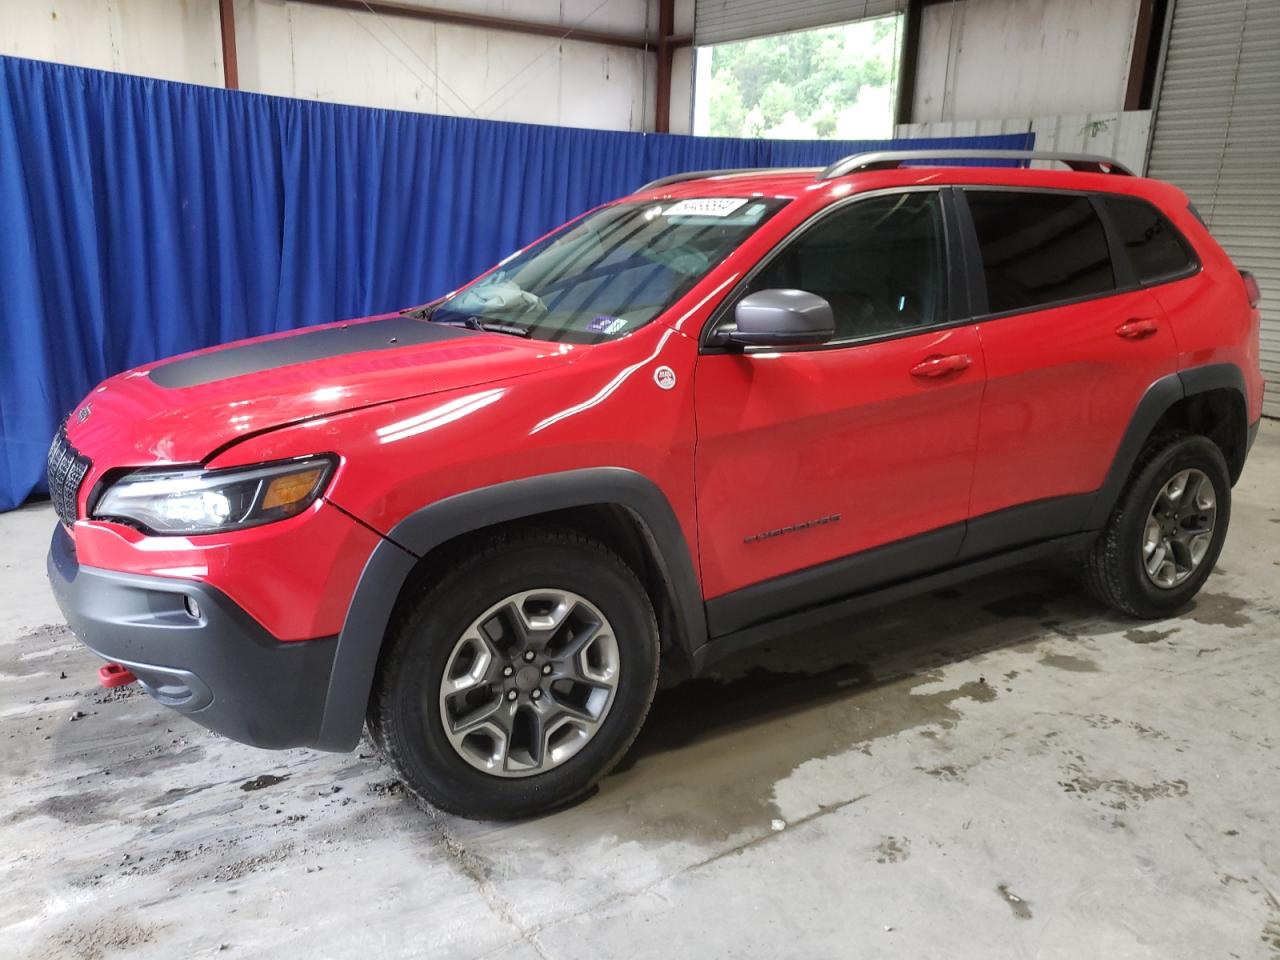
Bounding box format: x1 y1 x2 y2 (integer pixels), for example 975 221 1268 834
653 366 677 390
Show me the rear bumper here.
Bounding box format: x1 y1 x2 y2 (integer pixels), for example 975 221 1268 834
47 524 340 750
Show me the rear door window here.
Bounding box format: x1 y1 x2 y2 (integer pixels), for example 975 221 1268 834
1103 196 1196 283
966 191 1115 314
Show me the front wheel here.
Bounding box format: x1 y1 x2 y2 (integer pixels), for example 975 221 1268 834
1084 435 1231 618
368 528 660 820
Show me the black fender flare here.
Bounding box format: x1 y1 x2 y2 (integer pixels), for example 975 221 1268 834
1085 362 1248 530
314 468 705 750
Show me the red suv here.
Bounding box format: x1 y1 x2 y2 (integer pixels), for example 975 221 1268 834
47 150 1264 819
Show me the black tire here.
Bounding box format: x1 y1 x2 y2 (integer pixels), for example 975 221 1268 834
367 527 660 820
1083 434 1231 618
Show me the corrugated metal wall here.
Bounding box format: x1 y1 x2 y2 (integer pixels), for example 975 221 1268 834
896 111 1153 177
694 0 902 45
1147 0 1280 418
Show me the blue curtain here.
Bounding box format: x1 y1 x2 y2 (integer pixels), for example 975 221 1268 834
0 55 1033 510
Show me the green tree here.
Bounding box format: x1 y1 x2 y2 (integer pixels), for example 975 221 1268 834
704 15 901 140
708 73 748 137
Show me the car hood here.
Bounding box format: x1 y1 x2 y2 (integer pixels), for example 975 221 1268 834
66 313 581 465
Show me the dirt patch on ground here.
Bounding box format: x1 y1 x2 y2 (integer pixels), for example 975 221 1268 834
8 790 115 826
38 912 158 960
240 773 290 792
875 836 910 863
997 884 1032 920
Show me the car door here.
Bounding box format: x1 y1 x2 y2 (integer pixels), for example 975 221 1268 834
956 188 1179 557
693 189 987 636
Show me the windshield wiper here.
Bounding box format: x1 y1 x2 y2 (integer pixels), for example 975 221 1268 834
433 315 532 338
467 318 532 338
400 303 437 320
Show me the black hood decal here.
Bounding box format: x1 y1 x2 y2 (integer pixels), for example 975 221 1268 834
149 316 476 389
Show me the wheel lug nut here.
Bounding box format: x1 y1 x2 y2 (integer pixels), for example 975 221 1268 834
531 689 542 700
502 666 514 677
542 664 552 675
506 689 518 701
524 650 536 662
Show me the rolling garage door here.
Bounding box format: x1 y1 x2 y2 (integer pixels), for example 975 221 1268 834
694 0 903 46
1147 0 1280 417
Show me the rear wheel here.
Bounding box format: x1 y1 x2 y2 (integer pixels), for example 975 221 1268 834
368 528 660 820
1084 435 1231 618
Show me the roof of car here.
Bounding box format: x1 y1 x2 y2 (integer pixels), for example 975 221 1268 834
628 151 1156 204
630 164 1174 206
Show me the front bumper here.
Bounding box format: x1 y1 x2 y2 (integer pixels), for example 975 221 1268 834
47 524 339 749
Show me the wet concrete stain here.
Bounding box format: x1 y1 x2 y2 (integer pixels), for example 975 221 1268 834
607 663 1000 843
8 791 115 826
142 783 217 809
113 744 207 778
875 836 910 863
1079 715 1169 740
997 884 1033 920
1183 593 1252 629
1039 653 1101 673
1126 627 1176 645
918 763 965 782
240 773 290 792
1058 757 1189 810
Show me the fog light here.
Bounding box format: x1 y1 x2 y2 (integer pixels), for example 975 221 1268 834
184 595 202 620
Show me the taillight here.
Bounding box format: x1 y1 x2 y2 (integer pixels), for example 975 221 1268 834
1240 270 1261 308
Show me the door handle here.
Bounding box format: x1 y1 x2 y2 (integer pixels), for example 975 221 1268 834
910 354 972 378
1116 318 1159 339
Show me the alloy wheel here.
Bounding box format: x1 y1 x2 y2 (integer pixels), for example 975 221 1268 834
438 589 620 777
1142 468 1217 589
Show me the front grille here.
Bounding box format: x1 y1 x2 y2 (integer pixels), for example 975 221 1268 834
47 423 92 528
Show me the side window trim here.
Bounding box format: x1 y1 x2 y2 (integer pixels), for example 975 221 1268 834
699 186 958 355
1091 193 1139 290
947 186 989 318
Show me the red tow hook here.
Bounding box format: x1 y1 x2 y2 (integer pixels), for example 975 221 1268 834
98 662 137 688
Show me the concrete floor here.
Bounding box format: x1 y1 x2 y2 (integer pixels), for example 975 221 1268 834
2 425 1279 960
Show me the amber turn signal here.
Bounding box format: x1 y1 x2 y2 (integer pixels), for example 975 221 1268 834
262 467 325 510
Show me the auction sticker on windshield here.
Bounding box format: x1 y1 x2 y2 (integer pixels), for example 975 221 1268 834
662 198 749 217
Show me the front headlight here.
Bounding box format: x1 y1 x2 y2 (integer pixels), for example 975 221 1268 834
93 456 335 534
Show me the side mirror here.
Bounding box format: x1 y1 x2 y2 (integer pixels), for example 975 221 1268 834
728 289 835 347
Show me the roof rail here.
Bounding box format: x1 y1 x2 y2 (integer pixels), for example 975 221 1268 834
636 167 815 192
817 149 1134 180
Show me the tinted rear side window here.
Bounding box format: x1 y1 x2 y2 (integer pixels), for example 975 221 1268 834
966 191 1115 314
1104 196 1195 283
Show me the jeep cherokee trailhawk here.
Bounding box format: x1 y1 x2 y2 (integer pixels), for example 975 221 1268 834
47 150 1264 819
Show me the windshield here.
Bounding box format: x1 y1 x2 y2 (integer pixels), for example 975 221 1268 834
429 197 788 343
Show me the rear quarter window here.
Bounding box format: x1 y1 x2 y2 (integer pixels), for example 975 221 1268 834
1103 196 1196 284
